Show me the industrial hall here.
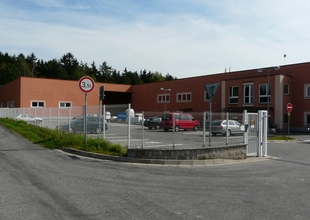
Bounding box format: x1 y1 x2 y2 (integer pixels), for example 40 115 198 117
0 61 310 132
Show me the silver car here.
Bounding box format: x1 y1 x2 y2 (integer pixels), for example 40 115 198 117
16 114 43 124
210 120 242 136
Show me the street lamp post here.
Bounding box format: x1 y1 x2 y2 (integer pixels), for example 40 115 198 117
160 87 171 112
257 66 280 132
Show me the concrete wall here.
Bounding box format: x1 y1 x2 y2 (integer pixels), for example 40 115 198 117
127 144 247 160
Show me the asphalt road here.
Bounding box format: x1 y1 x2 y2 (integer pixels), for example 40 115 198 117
1 124 310 220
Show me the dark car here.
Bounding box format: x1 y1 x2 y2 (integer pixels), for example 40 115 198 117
143 116 162 129
57 115 108 133
209 119 242 136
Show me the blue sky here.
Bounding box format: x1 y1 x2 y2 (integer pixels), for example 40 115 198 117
1 0 310 78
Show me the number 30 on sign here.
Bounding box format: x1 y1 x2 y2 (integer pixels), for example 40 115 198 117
79 76 95 93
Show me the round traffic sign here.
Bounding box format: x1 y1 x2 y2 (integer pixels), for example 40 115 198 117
287 103 293 112
79 76 95 93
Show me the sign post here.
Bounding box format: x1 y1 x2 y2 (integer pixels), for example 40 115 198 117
204 83 219 147
287 103 293 137
78 76 95 144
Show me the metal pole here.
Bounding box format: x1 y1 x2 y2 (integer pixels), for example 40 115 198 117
203 111 206 147
98 100 101 139
141 111 144 148
173 112 175 149
84 93 87 144
267 69 270 137
226 112 228 145
103 104 106 139
209 102 212 147
288 113 290 137
127 103 131 149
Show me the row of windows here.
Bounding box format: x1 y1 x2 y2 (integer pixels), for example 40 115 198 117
157 83 291 105
32 101 72 108
1 101 72 108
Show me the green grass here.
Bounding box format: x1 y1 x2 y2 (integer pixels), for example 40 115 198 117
0 118 127 157
268 135 295 141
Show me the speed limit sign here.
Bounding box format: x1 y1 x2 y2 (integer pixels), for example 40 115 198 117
79 76 95 93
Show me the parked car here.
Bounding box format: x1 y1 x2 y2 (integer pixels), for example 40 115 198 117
143 116 162 129
16 114 43 124
209 120 242 136
160 112 200 132
56 115 108 133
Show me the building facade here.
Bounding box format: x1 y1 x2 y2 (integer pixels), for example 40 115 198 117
1 62 310 131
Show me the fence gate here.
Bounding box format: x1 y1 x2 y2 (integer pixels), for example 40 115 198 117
244 110 268 157
246 112 258 156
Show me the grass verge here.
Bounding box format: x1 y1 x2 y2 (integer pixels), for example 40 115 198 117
0 118 127 157
268 135 295 141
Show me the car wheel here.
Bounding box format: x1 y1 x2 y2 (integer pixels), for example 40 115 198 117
174 126 180 132
155 125 160 129
193 125 199 131
226 130 231 137
148 127 152 129
95 127 102 134
211 132 216 136
164 128 169 132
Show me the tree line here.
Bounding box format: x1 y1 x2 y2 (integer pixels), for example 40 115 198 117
0 52 177 86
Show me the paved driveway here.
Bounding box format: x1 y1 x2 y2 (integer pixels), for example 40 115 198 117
1 125 310 220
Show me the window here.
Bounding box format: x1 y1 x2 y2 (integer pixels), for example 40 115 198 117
243 83 254 104
284 84 290 95
305 113 310 125
229 86 238 104
157 94 170 103
204 91 210 101
176 92 191 102
259 84 270 103
59 102 72 108
305 85 310 98
31 101 45 108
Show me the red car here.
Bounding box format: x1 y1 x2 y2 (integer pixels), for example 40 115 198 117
160 113 200 132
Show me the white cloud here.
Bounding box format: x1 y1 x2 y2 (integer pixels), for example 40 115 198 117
1 0 310 78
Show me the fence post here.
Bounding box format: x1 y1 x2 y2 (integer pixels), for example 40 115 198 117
141 111 144 149
203 111 206 147
127 103 131 149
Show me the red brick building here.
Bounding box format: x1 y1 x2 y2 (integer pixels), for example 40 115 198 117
1 62 310 131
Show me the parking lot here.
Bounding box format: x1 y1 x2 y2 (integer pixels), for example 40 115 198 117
95 122 245 149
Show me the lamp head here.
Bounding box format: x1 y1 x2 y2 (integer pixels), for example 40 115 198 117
274 66 280 70
257 68 263 73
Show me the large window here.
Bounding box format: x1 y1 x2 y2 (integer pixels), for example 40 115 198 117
229 86 238 104
259 84 270 103
176 92 191 102
31 101 45 108
157 94 170 103
243 83 254 104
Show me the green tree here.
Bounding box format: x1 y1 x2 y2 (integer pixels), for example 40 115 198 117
60 52 79 80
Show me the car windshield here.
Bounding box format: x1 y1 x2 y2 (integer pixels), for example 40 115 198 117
162 114 171 120
211 120 222 125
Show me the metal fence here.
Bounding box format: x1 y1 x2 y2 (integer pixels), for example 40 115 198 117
0 105 246 149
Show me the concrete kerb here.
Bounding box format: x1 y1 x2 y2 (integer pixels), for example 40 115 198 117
61 148 270 166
